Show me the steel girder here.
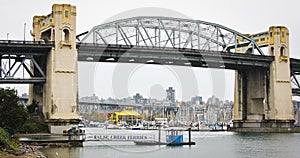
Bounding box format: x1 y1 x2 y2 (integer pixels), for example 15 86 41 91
0 55 46 83
81 16 263 55
291 72 300 96
290 58 300 96
291 71 300 96
0 40 53 83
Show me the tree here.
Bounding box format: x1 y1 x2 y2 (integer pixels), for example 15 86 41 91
0 88 28 131
27 99 38 114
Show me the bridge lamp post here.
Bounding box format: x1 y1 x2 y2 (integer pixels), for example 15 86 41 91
23 23 26 41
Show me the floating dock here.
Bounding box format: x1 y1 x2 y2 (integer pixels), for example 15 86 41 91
134 140 195 146
134 127 195 146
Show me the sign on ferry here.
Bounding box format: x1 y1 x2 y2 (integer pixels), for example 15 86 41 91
86 134 155 141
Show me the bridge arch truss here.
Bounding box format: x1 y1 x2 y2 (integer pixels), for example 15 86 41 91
291 58 300 96
81 16 263 55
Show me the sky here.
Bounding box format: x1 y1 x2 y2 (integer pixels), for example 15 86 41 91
0 0 299 101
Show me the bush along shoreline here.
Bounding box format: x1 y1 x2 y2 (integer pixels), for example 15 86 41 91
0 88 49 157
0 128 46 157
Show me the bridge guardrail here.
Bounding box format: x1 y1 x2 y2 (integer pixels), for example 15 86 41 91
0 40 55 46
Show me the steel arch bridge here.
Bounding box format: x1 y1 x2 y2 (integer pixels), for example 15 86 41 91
81 16 263 55
78 16 300 96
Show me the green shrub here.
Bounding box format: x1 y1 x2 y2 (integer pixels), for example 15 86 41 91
0 128 17 151
0 128 9 148
19 119 48 133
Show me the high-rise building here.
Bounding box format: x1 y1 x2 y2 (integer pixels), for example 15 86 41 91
191 96 202 105
133 93 143 104
166 87 175 106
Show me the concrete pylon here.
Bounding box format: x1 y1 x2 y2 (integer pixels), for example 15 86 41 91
30 4 79 133
267 26 294 123
233 26 294 131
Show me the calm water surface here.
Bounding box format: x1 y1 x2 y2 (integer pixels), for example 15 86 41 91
40 128 300 158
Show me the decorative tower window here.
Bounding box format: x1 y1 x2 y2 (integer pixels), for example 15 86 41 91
270 47 274 56
280 46 285 56
62 29 70 41
65 10 69 17
60 28 72 48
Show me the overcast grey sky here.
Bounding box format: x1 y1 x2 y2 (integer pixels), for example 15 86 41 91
0 0 299 101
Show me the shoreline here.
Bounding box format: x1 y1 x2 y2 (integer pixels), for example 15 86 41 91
0 143 46 158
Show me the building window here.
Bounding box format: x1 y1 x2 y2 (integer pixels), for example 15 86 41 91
270 32 272 37
62 29 70 41
282 31 284 38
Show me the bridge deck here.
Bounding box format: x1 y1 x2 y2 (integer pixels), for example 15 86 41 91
77 43 274 70
0 40 54 55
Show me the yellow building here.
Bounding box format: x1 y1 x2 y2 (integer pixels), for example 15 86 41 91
110 110 142 124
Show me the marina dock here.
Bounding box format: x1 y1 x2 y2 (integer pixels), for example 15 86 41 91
134 127 196 146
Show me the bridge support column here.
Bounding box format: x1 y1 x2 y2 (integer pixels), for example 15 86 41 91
233 26 294 131
29 4 79 133
233 69 267 128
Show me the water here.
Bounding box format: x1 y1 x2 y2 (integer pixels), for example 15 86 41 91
40 128 300 158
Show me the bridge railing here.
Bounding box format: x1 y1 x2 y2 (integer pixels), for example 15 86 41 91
0 40 55 46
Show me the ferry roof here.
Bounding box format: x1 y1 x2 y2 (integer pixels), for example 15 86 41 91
163 127 187 131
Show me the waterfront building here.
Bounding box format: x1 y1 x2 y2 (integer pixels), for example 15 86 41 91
109 108 142 124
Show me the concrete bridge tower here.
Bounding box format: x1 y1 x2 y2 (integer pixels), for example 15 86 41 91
267 26 294 124
233 26 294 130
30 4 79 133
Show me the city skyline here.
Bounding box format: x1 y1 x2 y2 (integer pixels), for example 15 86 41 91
79 89 232 104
